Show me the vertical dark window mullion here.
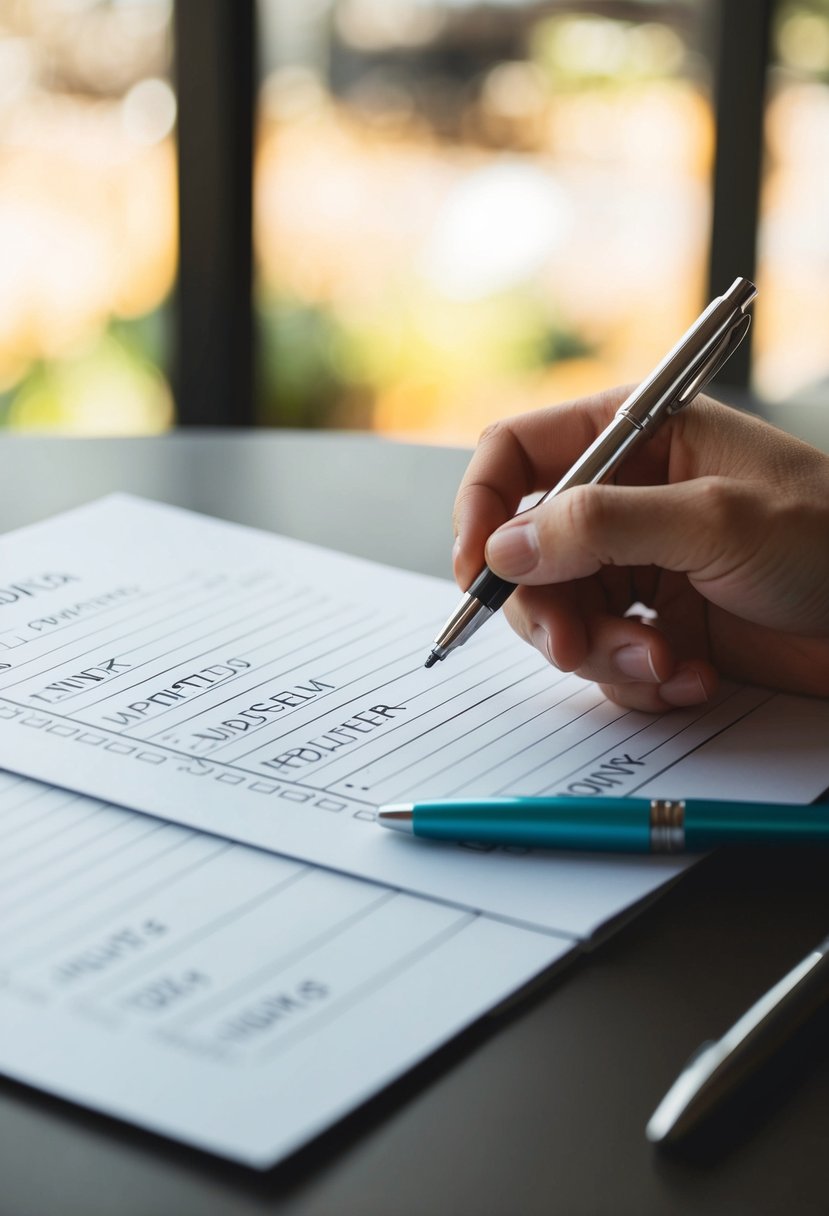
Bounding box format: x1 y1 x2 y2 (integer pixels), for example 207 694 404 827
707 0 773 393
173 0 255 426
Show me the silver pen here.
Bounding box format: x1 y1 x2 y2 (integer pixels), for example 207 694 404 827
424 276 758 669
646 934 829 1145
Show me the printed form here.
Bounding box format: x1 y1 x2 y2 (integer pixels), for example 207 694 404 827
1 496 828 936
0 770 571 1166
1 494 828 1166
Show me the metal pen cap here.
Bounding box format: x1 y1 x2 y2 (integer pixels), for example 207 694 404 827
540 277 757 497
615 275 757 436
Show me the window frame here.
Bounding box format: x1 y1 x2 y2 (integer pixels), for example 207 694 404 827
173 0 255 426
172 0 772 425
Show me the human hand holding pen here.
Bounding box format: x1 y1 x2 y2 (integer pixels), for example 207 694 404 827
452 391 829 711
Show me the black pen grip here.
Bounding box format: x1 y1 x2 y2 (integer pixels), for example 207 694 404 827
467 566 516 612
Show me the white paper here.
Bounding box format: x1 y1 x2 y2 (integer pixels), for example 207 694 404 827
1 495 828 939
0 770 571 1166
2 494 828 1168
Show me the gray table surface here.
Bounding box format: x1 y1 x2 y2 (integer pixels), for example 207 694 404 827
0 403 828 1216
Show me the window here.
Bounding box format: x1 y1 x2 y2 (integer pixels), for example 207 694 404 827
255 0 716 442
3 2 824 435
0 0 176 433
754 0 829 404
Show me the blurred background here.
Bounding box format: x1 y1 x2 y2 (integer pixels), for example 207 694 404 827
0 0 826 442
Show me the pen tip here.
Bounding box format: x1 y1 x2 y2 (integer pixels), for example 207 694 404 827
424 653 439 669
377 806 414 833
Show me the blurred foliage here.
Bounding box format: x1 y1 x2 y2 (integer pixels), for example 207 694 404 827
255 1 713 439
5 0 827 435
258 287 592 430
774 0 829 78
0 309 173 433
531 14 687 89
258 296 365 429
0 0 175 433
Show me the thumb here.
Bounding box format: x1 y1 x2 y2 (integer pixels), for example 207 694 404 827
484 477 762 586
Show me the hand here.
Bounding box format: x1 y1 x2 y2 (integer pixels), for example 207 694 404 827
452 389 829 710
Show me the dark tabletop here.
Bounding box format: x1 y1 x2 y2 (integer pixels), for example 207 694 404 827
0 403 827 1216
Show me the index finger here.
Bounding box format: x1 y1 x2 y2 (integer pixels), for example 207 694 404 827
452 387 628 589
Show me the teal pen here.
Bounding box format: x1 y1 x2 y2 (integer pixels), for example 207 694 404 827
376 797 829 853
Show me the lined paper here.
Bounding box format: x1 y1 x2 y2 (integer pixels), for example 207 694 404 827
1 494 828 1167
1 495 828 938
0 769 570 1166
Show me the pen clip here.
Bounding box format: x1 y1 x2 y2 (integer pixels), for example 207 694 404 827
668 313 751 414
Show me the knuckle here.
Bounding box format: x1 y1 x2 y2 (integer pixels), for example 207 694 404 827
694 477 756 556
503 587 556 649
452 482 476 520
561 485 611 561
502 596 533 645
595 681 627 708
476 419 511 448
695 476 741 529
453 478 498 531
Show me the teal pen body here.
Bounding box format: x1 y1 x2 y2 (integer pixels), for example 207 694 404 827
407 797 829 852
411 797 652 851
682 798 829 849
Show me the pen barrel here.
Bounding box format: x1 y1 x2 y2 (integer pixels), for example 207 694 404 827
412 798 652 852
648 941 829 1143
464 416 644 617
547 414 644 495
684 800 829 849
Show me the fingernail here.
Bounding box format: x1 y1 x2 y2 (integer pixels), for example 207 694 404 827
485 520 539 577
613 644 659 682
531 626 553 664
659 668 708 707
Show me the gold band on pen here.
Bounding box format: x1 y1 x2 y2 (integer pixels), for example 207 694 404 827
649 799 686 853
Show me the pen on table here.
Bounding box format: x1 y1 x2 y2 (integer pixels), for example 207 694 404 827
646 934 829 1146
375 796 829 852
424 276 757 669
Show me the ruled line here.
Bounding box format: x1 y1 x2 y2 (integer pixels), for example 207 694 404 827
34 583 309 710
0 573 219 678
